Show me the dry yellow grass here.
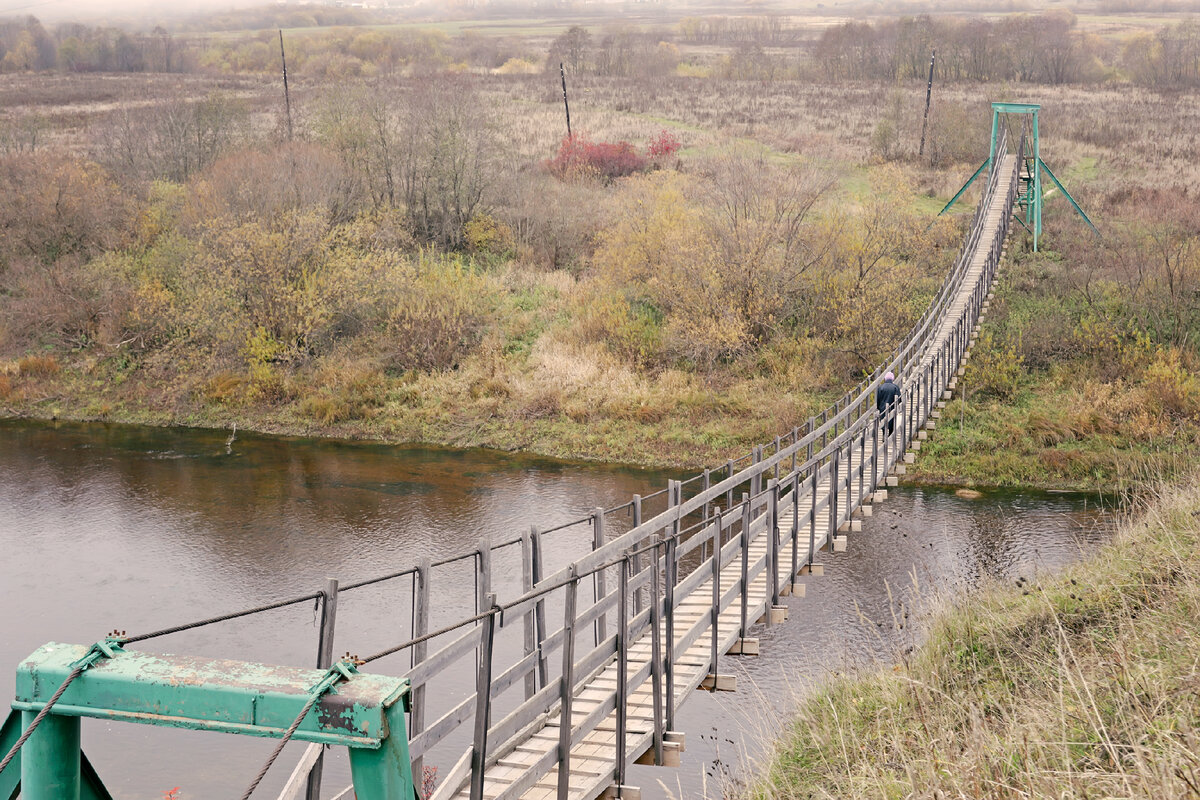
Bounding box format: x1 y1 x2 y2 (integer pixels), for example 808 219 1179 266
752 477 1200 799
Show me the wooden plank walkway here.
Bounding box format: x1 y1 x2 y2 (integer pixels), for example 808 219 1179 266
428 153 1021 800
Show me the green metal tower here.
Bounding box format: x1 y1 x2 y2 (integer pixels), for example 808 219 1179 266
940 102 1098 251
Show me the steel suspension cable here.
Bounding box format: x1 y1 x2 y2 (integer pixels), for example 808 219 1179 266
238 677 336 800
120 592 323 644
0 665 83 775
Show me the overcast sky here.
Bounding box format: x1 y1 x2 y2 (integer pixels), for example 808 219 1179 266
1 0 288 24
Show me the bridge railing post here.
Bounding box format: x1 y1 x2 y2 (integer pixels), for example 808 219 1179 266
708 510 722 684
664 532 677 732
872 411 880 490
739 495 750 641
306 577 339 800
725 460 735 511
615 556 630 790
768 479 780 607
649 540 665 766
411 560 431 778
470 593 499 800
790 471 800 594
531 525 549 690
631 495 643 616
791 426 799 475
808 469 817 567
845 439 853 512
519 533 537 700
858 422 866 507
556 572 578 800
750 446 762 499
592 508 607 648
476 537 491 620
830 449 840 544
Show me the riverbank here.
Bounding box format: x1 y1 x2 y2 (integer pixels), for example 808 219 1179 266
6 344 1197 486
751 476 1200 799
0 352 840 469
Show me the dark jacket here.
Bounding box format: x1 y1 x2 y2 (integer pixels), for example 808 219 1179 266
876 380 901 412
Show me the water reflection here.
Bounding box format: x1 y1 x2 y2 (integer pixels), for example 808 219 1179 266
0 420 1112 798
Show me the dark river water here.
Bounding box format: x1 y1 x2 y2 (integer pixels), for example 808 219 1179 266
0 419 1112 799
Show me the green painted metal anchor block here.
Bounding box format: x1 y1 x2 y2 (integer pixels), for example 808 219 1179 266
4 642 415 800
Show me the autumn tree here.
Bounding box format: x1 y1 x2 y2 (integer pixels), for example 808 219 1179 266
401 79 497 248
593 152 831 367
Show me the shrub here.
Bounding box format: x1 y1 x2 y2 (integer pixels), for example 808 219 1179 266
547 133 647 181
387 253 494 371
464 214 514 257
571 294 663 367
967 329 1024 400
647 129 681 162
1142 347 1200 420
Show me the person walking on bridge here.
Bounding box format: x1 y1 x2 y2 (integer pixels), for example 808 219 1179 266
877 371 901 436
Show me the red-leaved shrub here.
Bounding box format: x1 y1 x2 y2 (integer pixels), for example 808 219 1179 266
648 129 681 160
547 133 648 180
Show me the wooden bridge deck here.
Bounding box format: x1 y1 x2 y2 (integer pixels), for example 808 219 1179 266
435 155 1020 800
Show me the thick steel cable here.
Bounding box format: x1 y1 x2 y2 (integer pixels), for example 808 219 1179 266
362 607 496 664
361 539 673 664
341 566 418 592
0 665 83 775
121 592 323 644
238 680 333 800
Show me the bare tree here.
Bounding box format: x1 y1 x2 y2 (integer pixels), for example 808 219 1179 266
400 78 497 249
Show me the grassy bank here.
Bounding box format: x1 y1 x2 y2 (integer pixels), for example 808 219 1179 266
909 220 1200 491
752 477 1200 798
0 342 839 467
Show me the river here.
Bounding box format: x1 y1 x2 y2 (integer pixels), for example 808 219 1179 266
0 419 1112 798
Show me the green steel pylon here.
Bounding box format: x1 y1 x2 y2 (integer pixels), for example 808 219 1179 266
938 102 1098 252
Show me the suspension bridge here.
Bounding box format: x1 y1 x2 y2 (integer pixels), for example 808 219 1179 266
1 104 1086 800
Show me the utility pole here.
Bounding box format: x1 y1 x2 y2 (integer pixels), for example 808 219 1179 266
279 30 293 142
918 49 936 158
560 62 572 139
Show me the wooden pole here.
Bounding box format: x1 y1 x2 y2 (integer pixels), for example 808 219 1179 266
306 578 338 800
278 30 293 142
520 533 537 699
556 571 578 800
476 537 491 619
739 495 750 639
615 558 629 787
410 559 431 780
593 508 607 647
560 62 572 139
631 496 643 615
709 511 721 680
531 526 549 690
649 542 664 765
470 594 498 800
918 49 936 158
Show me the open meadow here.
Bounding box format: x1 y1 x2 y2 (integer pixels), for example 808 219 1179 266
0 3 1197 484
